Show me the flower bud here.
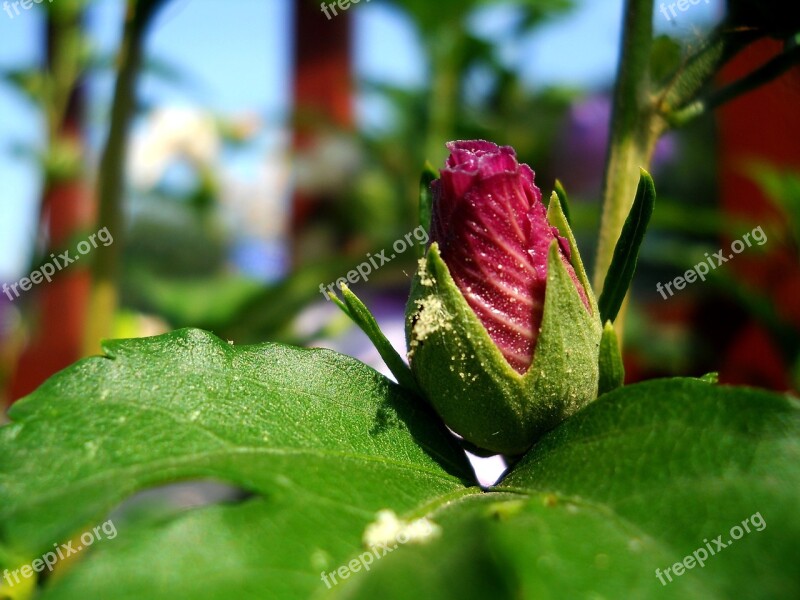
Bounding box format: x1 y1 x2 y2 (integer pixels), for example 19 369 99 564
406 140 602 454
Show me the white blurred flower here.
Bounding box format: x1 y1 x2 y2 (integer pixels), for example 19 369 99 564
129 106 220 189
293 133 363 195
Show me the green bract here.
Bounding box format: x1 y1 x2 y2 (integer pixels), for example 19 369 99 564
405 194 603 454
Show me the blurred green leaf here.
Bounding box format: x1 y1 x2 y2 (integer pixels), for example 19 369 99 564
124 269 266 330
747 162 800 249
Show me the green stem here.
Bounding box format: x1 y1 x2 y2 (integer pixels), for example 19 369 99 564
597 20 765 282
45 8 83 144
85 0 162 354
593 6 791 341
594 0 658 300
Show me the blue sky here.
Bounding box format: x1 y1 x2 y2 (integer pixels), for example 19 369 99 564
0 0 721 279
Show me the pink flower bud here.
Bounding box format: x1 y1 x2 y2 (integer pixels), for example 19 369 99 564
430 140 589 374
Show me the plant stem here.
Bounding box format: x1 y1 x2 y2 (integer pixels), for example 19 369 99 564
594 0 659 305
84 0 162 354
597 18 765 295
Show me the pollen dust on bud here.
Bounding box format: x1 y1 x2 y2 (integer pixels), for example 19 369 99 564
408 295 452 358
417 258 434 287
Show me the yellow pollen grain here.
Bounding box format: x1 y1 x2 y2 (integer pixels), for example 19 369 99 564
417 258 435 287
409 296 453 358
412 297 451 340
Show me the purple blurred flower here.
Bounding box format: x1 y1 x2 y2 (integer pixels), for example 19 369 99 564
430 140 588 374
0 295 12 340
555 96 676 195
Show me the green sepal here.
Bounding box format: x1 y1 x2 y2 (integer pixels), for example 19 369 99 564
597 168 656 324
523 242 603 441
330 284 423 397
547 191 600 317
417 162 438 257
598 320 625 395
406 239 602 455
553 179 572 227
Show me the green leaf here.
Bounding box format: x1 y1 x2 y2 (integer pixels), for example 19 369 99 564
334 378 800 599
0 329 473 598
598 168 656 324
329 284 423 396
324 493 523 600
499 378 800 599
331 493 708 599
598 320 625 395
3 336 797 598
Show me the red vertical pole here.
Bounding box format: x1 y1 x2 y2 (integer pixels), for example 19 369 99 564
290 0 354 250
8 17 92 402
715 38 800 390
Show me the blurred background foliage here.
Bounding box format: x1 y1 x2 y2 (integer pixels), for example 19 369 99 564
1 0 799 409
